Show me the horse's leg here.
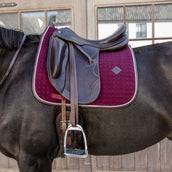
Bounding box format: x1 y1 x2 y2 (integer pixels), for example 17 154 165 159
17 153 52 172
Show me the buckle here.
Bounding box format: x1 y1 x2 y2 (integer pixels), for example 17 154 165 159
60 120 72 129
64 124 88 158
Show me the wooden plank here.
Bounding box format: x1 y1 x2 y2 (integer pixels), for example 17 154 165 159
0 153 9 168
109 156 122 170
52 159 56 170
96 156 110 170
91 155 97 172
147 143 161 172
90 171 148 172
160 138 172 171
0 170 152 172
73 0 87 37
79 155 92 172
0 170 19 172
135 148 148 171
66 157 79 170
0 0 74 12
87 0 97 39
52 171 79 172
122 153 135 171
8 158 18 169
55 157 67 170
94 0 170 6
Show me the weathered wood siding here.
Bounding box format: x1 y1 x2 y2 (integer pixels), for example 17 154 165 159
1 138 172 172
0 0 172 172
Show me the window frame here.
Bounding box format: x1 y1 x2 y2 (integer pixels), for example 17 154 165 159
0 9 72 33
95 1 172 45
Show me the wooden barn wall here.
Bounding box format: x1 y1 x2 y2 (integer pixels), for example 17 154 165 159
1 138 172 171
0 0 172 172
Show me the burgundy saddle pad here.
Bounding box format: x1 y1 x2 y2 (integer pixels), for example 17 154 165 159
32 26 138 108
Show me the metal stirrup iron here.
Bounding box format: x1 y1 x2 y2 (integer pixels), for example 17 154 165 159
64 43 88 158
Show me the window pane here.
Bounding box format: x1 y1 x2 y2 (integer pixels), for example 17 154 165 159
47 10 71 28
129 40 152 48
21 12 45 35
126 6 152 39
155 4 172 37
0 13 19 29
98 7 123 39
155 39 172 44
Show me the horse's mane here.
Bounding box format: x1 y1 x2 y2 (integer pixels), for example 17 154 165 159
0 27 25 50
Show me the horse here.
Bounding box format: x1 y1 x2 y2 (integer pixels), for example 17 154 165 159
0 26 172 172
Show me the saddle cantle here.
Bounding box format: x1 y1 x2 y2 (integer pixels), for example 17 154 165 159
47 25 128 104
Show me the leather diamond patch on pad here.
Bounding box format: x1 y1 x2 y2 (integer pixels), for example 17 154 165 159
112 66 122 75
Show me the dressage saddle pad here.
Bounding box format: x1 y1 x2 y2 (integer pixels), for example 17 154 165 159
32 26 138 108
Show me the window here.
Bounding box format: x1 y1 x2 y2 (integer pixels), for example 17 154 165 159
0 10 71 35
21 12 45 35
0 13 19 29
47 10 71 28
97 2 172 48
154 4 172 38
136 24 147 38
98 7 123 39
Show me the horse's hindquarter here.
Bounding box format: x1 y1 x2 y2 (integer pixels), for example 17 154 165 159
81 42 172 155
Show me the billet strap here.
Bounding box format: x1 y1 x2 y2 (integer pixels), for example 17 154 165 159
52 94 72 149
61 100 71 145
61 100 66 133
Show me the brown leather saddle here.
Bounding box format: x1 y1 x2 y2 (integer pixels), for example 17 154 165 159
47 24 128 104
46 24 128 158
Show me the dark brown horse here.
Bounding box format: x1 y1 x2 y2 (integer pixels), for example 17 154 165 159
0 27 172 172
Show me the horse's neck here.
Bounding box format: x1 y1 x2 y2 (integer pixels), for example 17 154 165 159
0 47 15 79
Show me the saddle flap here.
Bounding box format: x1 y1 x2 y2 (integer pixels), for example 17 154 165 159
47 33 101 104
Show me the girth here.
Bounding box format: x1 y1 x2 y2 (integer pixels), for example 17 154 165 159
47 24 128 158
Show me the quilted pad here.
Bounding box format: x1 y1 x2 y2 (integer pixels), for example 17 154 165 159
32 26 138 108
